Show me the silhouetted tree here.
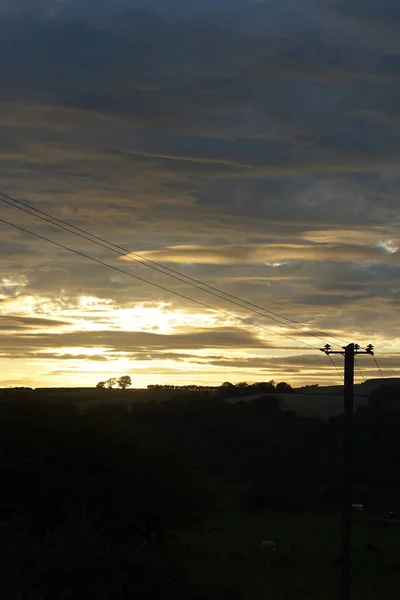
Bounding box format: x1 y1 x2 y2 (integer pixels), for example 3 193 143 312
236 382 249 389
276 381 293 393
251 381 276 393
118 376 132 390
106 378 117 390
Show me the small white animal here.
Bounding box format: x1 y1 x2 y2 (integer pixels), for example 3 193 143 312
260 540 276 552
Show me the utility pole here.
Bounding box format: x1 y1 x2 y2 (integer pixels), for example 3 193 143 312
321 343 374 600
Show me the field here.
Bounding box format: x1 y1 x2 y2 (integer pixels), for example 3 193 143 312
0 387 177 409
278 393 368 417
0 388 369 418
1 386 398 599
227 392 368 418
73 390 369 417
179 510 400 600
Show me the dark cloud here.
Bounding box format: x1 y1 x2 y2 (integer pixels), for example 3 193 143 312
332 0 400 27
0 326 270 354
0 315 70 329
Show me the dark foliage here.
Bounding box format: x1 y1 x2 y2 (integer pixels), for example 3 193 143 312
1 382 400 598
0 401 218 599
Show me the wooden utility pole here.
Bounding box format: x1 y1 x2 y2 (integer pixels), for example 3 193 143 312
321 343 374 600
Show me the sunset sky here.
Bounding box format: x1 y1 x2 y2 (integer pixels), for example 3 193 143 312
1 0 399 388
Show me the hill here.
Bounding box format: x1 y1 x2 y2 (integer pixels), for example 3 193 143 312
295 378 400 396
0 378 395 418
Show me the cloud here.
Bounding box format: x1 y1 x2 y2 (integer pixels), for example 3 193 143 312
0 326 271 354
123 242 400 266
0 315 70 329
1 0 399 387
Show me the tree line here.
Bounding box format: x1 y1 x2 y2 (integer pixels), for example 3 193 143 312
97 378 293 395
148 380 294 395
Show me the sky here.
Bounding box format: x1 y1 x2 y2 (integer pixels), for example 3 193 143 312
1 0 399 388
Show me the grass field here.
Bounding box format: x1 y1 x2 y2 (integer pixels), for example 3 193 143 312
0 388 179 409
278 393 368 418
0 388 369 418
225 392 368 418
179 511 400 600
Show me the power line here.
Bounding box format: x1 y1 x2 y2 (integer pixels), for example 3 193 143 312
354 358 365 406
0 216 321 351
327 353 343 382
0 191 343 346
354 358 365 384
0 193 319 337
0 191 347 349
372 355 385 381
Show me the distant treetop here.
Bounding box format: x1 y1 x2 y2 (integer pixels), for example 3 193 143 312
96 376 132 390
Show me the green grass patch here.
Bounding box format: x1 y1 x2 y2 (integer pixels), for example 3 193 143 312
179 511 400 600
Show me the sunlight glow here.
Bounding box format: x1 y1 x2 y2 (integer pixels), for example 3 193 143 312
1 285 399 389
377 240 398 254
